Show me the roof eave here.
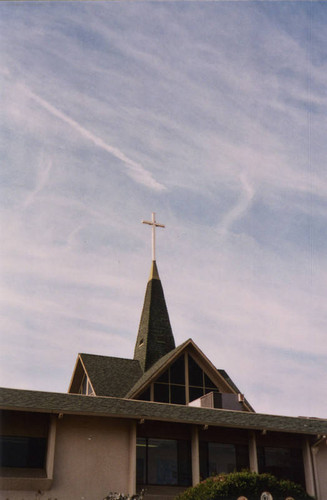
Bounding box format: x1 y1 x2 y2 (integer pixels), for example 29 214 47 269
1 388 326 436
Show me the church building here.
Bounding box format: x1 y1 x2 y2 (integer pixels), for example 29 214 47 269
1 215 327 499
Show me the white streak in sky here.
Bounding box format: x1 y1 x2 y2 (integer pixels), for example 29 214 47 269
220 173 255 234
23 158 53 208
24 87 166 192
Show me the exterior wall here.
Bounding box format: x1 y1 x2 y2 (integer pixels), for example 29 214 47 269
1 414 133 500
1 411 326 500
314 440 327 500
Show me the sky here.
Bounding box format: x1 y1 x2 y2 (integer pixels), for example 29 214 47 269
0 1 326 419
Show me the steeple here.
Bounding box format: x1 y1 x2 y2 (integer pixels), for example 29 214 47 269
134 260 175 372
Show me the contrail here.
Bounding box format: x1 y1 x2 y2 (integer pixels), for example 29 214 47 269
24 87 166 192
23 158 53 208
220 173 254 234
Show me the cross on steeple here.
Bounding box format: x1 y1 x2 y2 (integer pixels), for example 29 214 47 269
142 212 165 261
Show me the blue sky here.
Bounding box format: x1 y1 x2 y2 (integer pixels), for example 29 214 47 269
0 1 326 418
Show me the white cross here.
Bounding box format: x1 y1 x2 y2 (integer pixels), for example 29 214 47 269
142 212 165 261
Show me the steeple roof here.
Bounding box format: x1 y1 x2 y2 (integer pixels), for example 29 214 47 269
133 260 175 372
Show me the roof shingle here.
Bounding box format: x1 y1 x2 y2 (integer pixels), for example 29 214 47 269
1 387 326 436
80 354 143 397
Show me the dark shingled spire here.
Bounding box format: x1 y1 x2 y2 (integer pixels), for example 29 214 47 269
134 260 175 372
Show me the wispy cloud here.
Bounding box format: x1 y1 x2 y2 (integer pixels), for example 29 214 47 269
219 173 255 234
23 157 53 208
0 1 326 417
23 85 166 192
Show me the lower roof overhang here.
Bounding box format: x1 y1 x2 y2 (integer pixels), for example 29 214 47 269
1 387 326 436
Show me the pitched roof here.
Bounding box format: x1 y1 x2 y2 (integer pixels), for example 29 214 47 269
1 387 326 436
68 354 142 397
127 339 254 412
133 261 175 372
127 340 190 398
82 354 143 397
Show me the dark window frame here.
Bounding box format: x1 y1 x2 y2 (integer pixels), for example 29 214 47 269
136 437 192 487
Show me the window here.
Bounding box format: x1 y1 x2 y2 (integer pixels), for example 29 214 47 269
138 387 151 401
137 437 192 486
138 353 220 405
188 355 220 402
0 410 55 491
0 436 47 468
200 442 249 479
257 446 305 486
153 356 186 405
79 374 94 395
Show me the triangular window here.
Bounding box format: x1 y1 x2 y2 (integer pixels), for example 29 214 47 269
154 356 186 405
137 353 220 405
79 374 94 396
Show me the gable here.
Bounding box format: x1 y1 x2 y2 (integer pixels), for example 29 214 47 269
68 354 143 398
128 339 254 411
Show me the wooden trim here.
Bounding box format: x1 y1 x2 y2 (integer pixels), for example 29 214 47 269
185 352 190 405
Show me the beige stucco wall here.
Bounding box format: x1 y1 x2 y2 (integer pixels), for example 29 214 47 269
1 414 133 500
314 441 327 500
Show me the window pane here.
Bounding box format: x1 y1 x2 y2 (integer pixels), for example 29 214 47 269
171 385 186 405
208 443 236 475
138 388 151 401
156 369 169 383
154 383 169 403
79 375 88 395
204 373 217 389
136 438 147 484
200 441 209 480
0 436 46 468
236 444 250 470
258 446 305 486
188 355 203 386
170 356 185 384
204 387 220 395
177 440 192 486
148 439 178 485
138 438 192 487
200 442 249 479
189 386 204 402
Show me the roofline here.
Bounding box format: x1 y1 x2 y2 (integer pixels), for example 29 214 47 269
67 354 82 394
128 339 254 411
185 340 254 411
127 339 190 398
78 354 96 396
1 387 326 436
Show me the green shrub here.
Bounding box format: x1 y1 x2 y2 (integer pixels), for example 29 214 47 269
175 471 314 500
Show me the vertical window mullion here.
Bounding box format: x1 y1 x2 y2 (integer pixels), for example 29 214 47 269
168 366 171 403
146 438 149 485
185 353 189 404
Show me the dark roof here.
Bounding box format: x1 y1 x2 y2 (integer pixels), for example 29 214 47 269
218 369 241 393
80 354 143 397
67 340 253 412
1 387 326 436
217 369 254 412
127 339 254 413
127 340 189 398
133 261 175 372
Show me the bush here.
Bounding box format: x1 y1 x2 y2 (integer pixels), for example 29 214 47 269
175 471 314 500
